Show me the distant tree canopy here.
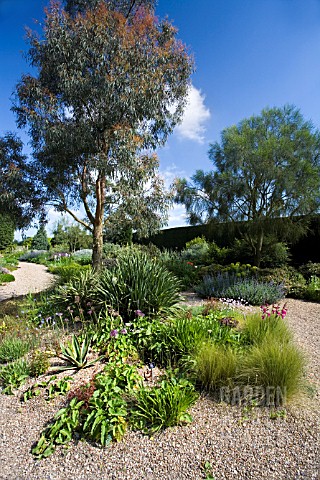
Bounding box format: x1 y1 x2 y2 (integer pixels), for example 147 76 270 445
14 0 193 270
175 105 320 266
0 133 43 230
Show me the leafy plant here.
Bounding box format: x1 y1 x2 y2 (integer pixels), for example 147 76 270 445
0 336 32 363
48 264 91 283
51 269 98 311
0 359 30 394
58 333 101 371
83 378 128 446
131 376 198 434
47 377 73 400
32 397 84 459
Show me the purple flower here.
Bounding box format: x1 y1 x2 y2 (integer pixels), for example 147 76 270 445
135 310 145 317
120 328 127 335
110 329 119 338
56 312 63 317
88 310 93 315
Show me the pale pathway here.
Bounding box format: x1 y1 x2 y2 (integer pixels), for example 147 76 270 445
0 261 56 302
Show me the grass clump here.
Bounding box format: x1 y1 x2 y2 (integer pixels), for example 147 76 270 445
194 342 238 392
0 336 32 363
238 341 305 403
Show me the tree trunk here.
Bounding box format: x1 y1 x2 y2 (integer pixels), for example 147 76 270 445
92 173 106 271
253 230 264 267
92 220 104 271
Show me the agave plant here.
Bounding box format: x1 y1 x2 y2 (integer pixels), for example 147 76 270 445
57 334 102 371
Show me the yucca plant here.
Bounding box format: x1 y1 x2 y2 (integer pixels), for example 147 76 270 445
57 334 101 371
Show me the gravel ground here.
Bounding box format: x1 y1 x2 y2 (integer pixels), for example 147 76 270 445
0 262 55 302
0 266 319 479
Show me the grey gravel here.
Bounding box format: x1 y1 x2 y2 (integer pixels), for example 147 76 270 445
0 265 319 479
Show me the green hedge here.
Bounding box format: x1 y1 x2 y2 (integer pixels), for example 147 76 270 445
138 216 320 265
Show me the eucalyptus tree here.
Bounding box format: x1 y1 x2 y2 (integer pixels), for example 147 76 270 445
175 105 320 266
13 0 193 269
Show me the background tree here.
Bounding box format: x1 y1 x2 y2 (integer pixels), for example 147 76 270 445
175 105 320 266
13 1 193 270
51 219 92 252
0 133 43 230
0 213 15 250
31 224 49 250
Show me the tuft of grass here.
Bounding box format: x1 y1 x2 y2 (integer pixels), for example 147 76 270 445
242 313 292 346
238 340 305 403
0 336 32 363
194 342 238 392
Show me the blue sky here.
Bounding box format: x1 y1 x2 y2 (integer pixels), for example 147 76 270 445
1 0 320 236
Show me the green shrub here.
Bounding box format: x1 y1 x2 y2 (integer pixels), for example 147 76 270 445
258 266 306 298
0 336 31 363
303 275 320 302
160 251 199 288
238 340 305 403
148 312 243 368
0 273 15 283
71 249 92 265
31 225 49 250
29 350 50 377
94 250 181 319
48 263 91 283
299 262 320 280
194 342 238 392
131 376 198 434
181 236 210 265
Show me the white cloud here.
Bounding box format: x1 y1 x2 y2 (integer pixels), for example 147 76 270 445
175 84 211 143
166 204 188 228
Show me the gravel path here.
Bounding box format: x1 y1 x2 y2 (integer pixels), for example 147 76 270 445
0 273 319 478
0 262 55 302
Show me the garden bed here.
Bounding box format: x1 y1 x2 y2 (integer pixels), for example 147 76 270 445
0 298 319 480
